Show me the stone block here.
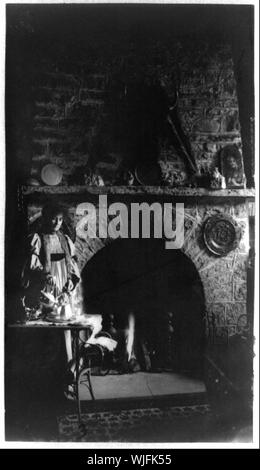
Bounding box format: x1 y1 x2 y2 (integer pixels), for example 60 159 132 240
206 303 226 326
197 151 214 162
213 326 229 344
201 256 233 277
34 116 59 128
225 302 246 325
236 220 249 254
178 97 192 107
184 207 198 220
85 75 106 90
202 273 233 303
190 142 204 154
196 204 233 221
53 89 78 105
226 325 237 337
182 223 202 250
64 103 100 123
179 109 203 133
233 203 249 218
80 98 104 108
184 217 195 233
32 154 49 165
37 72 80 89
35 102 65 118
205 142 218 153
49 140 73 155
234 282 247 301
34 127 67 139
197 161 212 174
79 89 106 101
233 255 248 281
187 243 215 273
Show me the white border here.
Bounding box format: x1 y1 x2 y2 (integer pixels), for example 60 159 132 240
0 0 259 450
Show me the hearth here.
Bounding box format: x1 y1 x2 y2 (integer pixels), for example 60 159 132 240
81 238 205 378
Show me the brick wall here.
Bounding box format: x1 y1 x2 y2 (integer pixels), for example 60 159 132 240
30 39 242 185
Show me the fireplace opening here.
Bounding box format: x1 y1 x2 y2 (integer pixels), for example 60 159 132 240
81 239 205 384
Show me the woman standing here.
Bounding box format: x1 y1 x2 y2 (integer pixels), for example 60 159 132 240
22 202 81 390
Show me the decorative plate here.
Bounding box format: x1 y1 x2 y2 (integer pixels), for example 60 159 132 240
203 214 242 256
41 163 63 186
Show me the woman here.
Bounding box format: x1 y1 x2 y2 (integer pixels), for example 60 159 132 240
22 202 81 393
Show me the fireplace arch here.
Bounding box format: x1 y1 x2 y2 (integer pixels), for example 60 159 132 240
81 238 205 376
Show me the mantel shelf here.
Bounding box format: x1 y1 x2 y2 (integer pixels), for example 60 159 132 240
20 185 255 199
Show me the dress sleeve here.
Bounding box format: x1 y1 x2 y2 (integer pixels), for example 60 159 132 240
65 235 81 283
28 233 44 271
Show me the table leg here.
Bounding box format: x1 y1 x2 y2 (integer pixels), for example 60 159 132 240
85 355 95 401
74 329 96 432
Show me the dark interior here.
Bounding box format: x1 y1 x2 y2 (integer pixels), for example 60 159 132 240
81 239 205 376
4 4 254 442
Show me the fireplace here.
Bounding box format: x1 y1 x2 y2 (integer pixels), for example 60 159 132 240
24 193 251 348
4 4 255 443
81 238 205 377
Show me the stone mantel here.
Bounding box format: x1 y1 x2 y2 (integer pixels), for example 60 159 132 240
21 185 255 200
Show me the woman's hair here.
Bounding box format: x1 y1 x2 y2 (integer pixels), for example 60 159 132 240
40 202 69 234
28 202 74 238
41 202 67 222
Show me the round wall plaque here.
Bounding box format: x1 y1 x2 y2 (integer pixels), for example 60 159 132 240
203 214 242 256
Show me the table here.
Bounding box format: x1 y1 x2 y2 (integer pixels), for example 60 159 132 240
7 318 98 425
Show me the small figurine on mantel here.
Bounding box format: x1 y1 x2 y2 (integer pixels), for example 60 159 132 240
84 168 105 187
121 170 135 186
210 167 226 190
159 159 187 187
114 168 135 186
220 144 246 189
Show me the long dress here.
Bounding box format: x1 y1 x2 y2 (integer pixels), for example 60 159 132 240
22 231 80 315
22 230 82 367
